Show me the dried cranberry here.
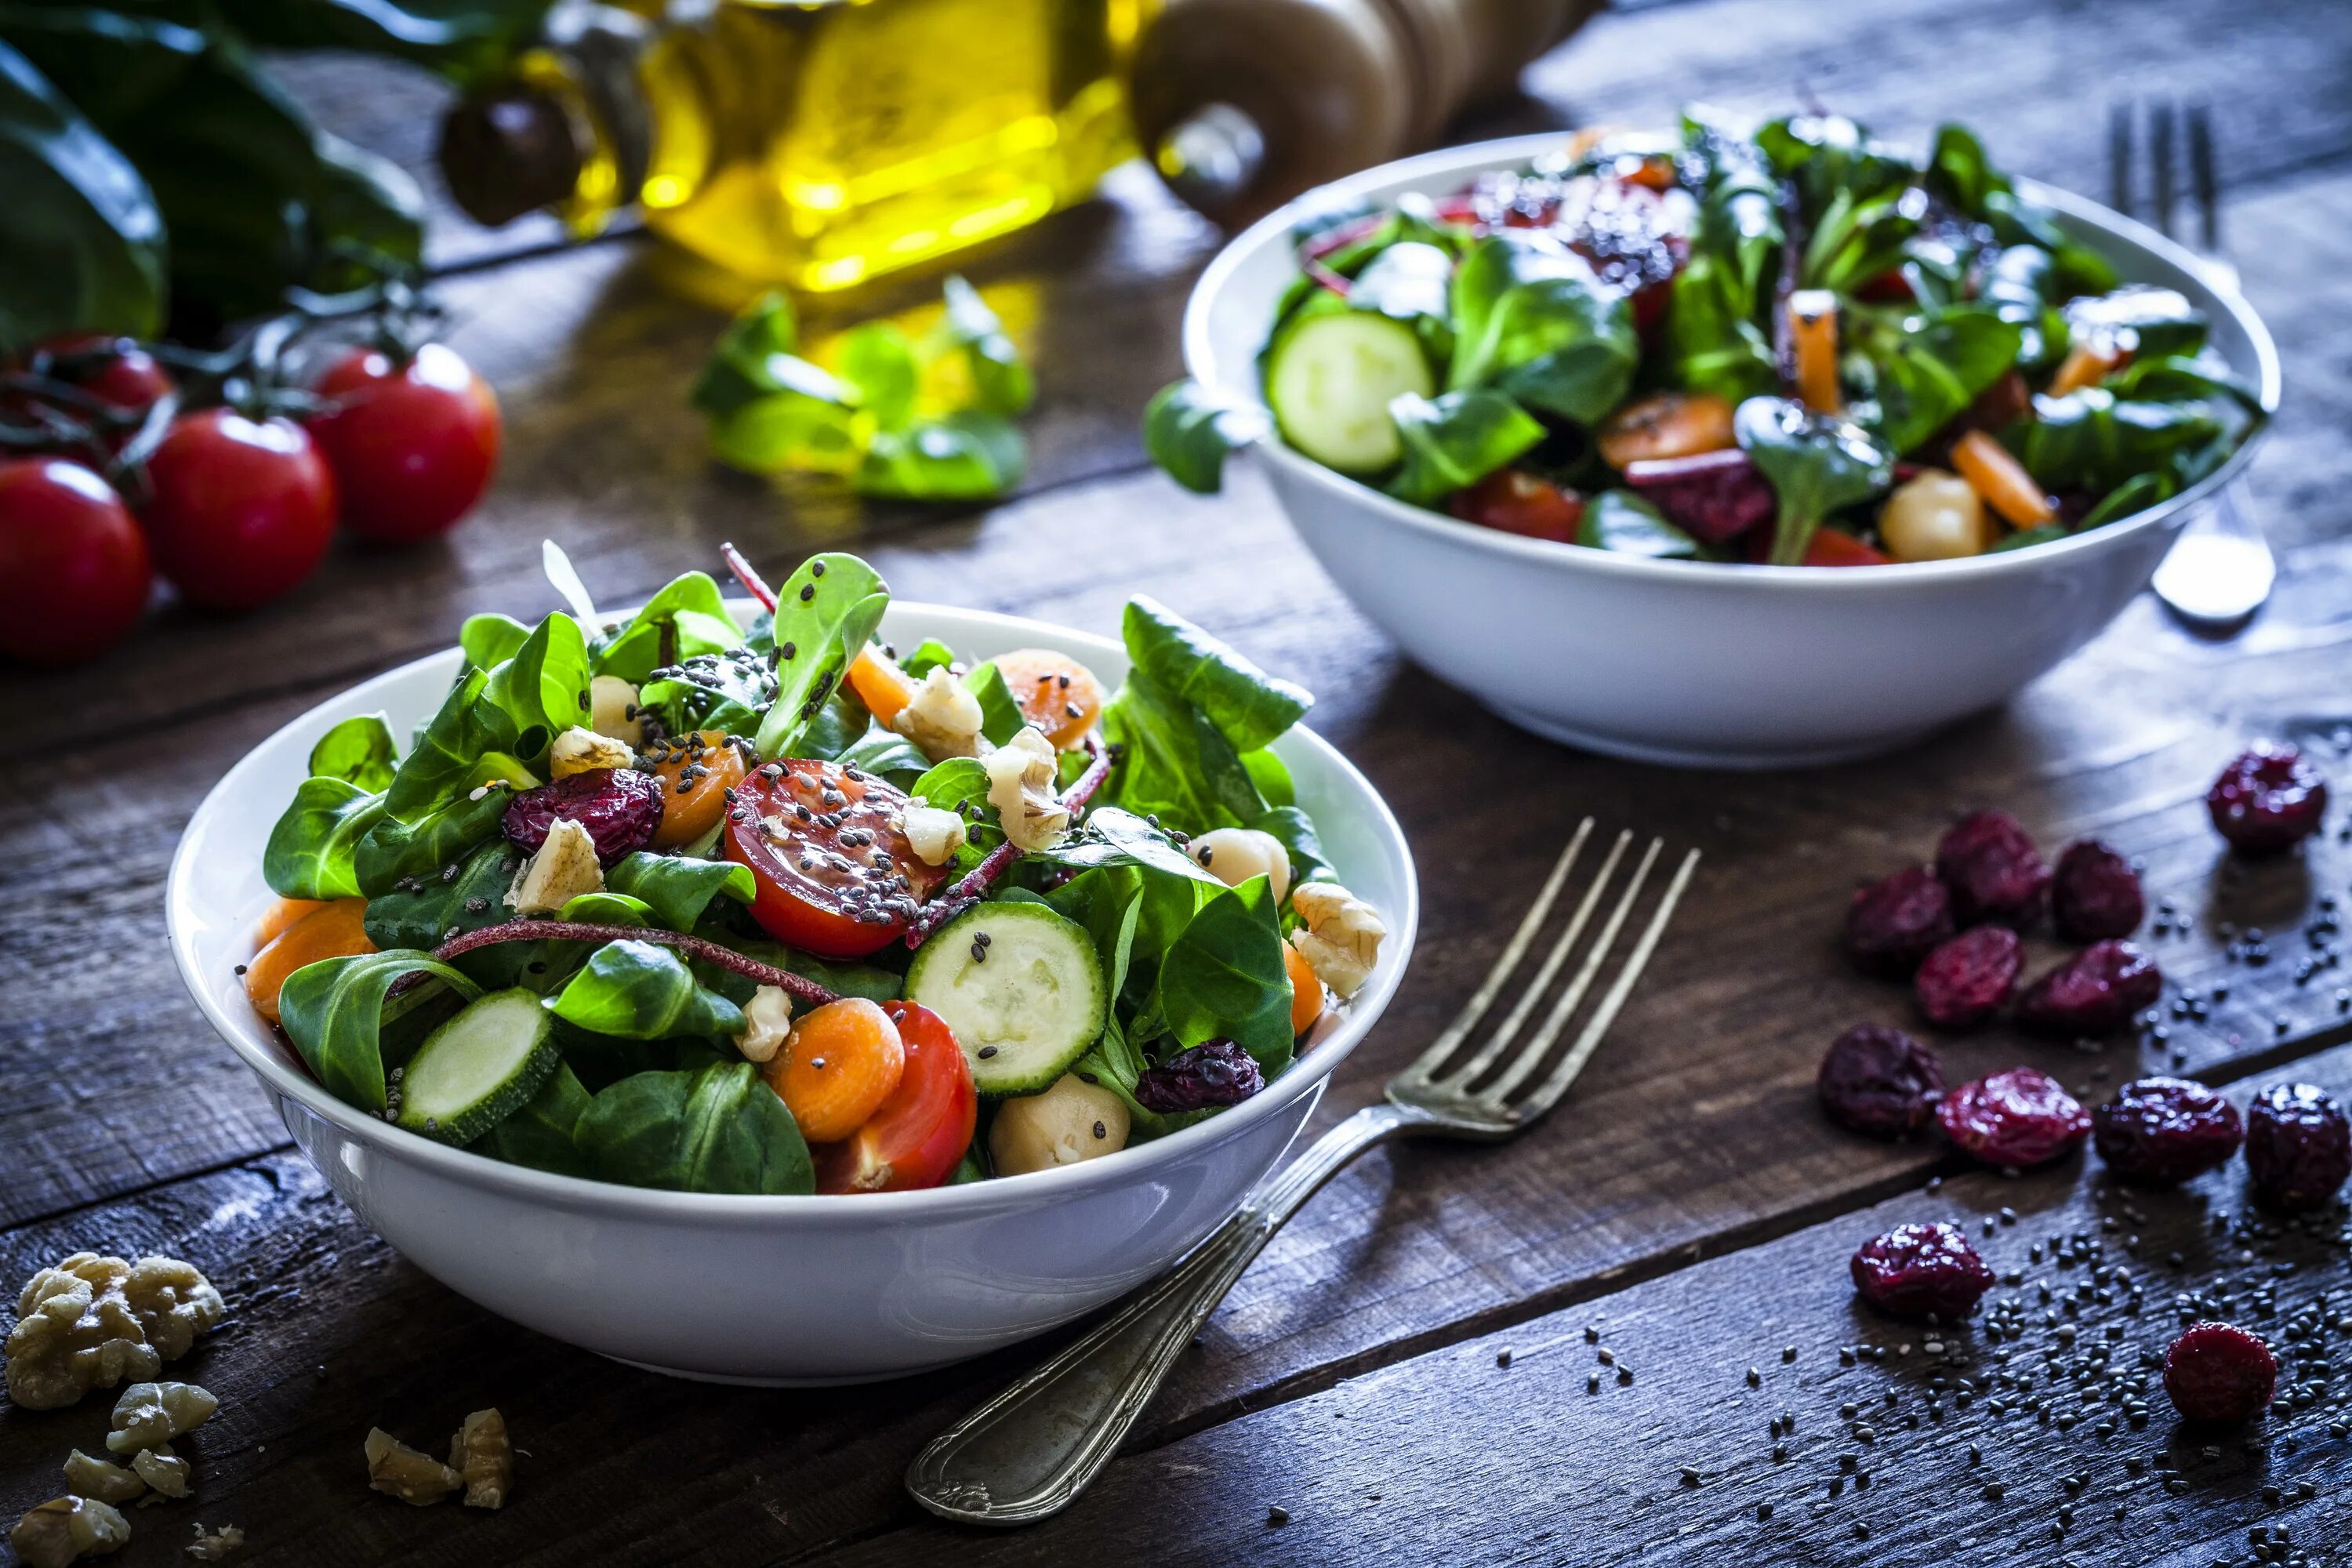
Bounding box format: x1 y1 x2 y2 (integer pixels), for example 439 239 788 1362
1849 1222 1994 1320
2014 939 2162 1037
2245 1082 2352 1210
2092 1077 2244 1185
1619 449 1776 544
503 768 662 866
1937 1067 2090 1167
1817 1025 1944 1139
1913 926 2022 1029
2050 839 2143 942
2163 1323 2278 1424
1134 1040 1265 1115
2208 743 2328 854
1934 809 2050 927
1843 866 1955 975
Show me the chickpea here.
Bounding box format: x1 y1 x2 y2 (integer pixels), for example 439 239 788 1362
1878 470 1995 562
989 1075 1131 1176
1188 828 1292 906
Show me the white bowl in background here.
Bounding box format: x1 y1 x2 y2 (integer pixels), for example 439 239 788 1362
168 603 1417 1384
1184 135 2281 768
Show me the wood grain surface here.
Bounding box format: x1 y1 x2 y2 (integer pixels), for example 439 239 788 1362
5 1 2352 1563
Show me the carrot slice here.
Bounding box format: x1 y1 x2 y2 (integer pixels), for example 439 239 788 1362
846 646 919 728
254 896 328 948
1951 430 2056 527
2047 343 2122 396
646 730 747 850
245 898 373 1025
1285 941 1325 1036
765 997 905 1143
1789 289 1842 414
994 648 1105 750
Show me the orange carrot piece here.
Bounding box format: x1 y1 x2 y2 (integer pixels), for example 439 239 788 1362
2047 342 2122 396
1951 429 2056 527
846 646 919 728
765 997 905 1143
1285 941 1325 1036
994 648 1105 750
1789 289 1842 414
254 896 328 948
245 898 373 1025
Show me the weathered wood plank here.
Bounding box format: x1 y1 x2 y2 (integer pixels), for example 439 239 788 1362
834 1042 2352 1568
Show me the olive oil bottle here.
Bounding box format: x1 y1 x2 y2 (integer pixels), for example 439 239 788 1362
443 0 1146 293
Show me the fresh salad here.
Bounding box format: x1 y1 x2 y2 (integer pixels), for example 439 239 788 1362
1148 109 2264 565
245 546 1385 1195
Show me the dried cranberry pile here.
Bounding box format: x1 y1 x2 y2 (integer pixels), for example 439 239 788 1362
1134 1040 1265 1114
1849 1221 1994 1320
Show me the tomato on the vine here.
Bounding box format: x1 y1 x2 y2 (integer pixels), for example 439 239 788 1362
36 335 176 421
307 343 500 543
142 410 337 610
0 459 151 663
814 1001 977 1194
724 759 949 958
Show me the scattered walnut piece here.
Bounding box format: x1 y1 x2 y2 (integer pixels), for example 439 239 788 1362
61 1451 143 1507
132 1444 192 1501
5 1254 222 1411
11 1496 130 1568
183 1523 244 1563
447 1408 514 1509
107 1382 219 1456
365 1428 461 1505
1289 881 1386 999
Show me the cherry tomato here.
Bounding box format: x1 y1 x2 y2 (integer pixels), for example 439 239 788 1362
815 1001 978 1194
142 409 337 610
307 343 500 543
34 335 176 420
1447 470 1584 543
1743 526 1893 568
0 458 151 663
724 759 949 958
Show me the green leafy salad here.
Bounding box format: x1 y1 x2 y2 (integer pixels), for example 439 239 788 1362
1149 109 2263 566
249 546 1385 1196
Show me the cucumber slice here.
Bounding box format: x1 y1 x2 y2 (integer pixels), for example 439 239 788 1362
1265 309 1435 474
395 988 558 1145
905 903 1107 1095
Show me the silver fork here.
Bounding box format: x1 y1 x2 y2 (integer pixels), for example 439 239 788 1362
906 821 1700 1526
2112 100 2277 628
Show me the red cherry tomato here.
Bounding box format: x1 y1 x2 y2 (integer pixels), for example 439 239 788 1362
814 1001 978 1193
1448 470 1584 543
1743 525 1893 568
142 409 337 610
0 459 151 663
307 343 500 543
723 760 949 958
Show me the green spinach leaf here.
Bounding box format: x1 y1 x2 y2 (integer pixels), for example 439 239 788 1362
1998 389 2221 492
307 713 399 791
353 785 509 898
1155 877 1294 1074
938 274 1033 416
546 939 746 1040
604 852 753 933
1385 389 1545 508
1119 596 1310 755
263 776 385 900
855 409 1025 500
1578 489 1703 559
753 552 889 760
1448 230 1639 423
278 949 481 1112
1734 396 1895 565
474 1060 590 1177
572 1062 812 1195
1142 379 1263 495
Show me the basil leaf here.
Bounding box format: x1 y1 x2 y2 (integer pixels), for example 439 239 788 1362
1579 489 1703 560
604 852 753 933
1120 596 1311 755
0 35 164 344
753 552 889 760
572 1062 812 1195
546 939 746 1040
474 1062 591 1178
1448 231 1639 423
1734 396 1895 565
1142 379 1262 495
278 949 482 1112
262 776 385 899
855 409 1025 500
1385 389 1544 509
938 274 1033 416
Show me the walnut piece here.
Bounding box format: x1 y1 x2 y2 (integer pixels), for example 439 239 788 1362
506 818 603 914
61 1451 143 1507
107 1382 218 1456
734 985 793 1065
365 1428 461 1505
447 1408 514 1509
548 725 635 778
132 1444 191 1501
891 667 985 761
183 1523 245 1563
5 1254 223 1411
900 803 967 866
10 1496 129 1568
982 727 1070 854
1289 881 1386 999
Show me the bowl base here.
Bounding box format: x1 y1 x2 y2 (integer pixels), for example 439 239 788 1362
1487 701 1944 771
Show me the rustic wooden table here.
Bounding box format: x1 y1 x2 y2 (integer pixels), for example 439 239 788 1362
10 0 2352 1562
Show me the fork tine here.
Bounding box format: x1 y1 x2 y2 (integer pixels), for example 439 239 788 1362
1392 821 1592 1089
2108 100 2134 216
2187 101 2219 251
2151 100 2176 238
1420 829 1631 1091
1513 848 1702 1119
1485 837 1664 1101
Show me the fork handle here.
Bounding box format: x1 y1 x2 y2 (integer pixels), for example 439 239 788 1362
906 1102 1420 1526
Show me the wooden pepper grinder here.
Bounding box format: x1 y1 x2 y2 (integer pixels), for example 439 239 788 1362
1131 0 1604 227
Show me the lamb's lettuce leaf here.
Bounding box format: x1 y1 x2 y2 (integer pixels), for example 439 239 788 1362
278 949 482 1112
546 940 746 1040
604 853 754 934
263 776 385 899
1735 396 1895 566
474 1062 592 1177
572 1062 812 1194
306 714 399 792
1385 389 1544 508
1447 230 1638 423
754 553 889 760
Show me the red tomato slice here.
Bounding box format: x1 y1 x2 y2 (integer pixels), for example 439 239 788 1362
815 1001 977 1194
724 759 948 958
1448 470 1584 543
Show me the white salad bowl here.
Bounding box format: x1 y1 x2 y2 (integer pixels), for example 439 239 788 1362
1184 134 2282 768
168 602 1417 1384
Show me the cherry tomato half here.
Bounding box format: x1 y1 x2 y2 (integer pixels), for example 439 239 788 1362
724 759 949 958
0 459 151 663
142 409 337 610
307 343 501 543
814 1000 978 1194
1448 469 1584 543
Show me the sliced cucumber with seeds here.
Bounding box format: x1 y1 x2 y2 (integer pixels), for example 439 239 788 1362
905 903 1106 1095
395 988 558 1145
1265 309 1435 474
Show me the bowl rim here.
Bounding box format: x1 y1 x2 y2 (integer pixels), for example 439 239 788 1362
167 601 1420 1225
1181 129 2282 591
